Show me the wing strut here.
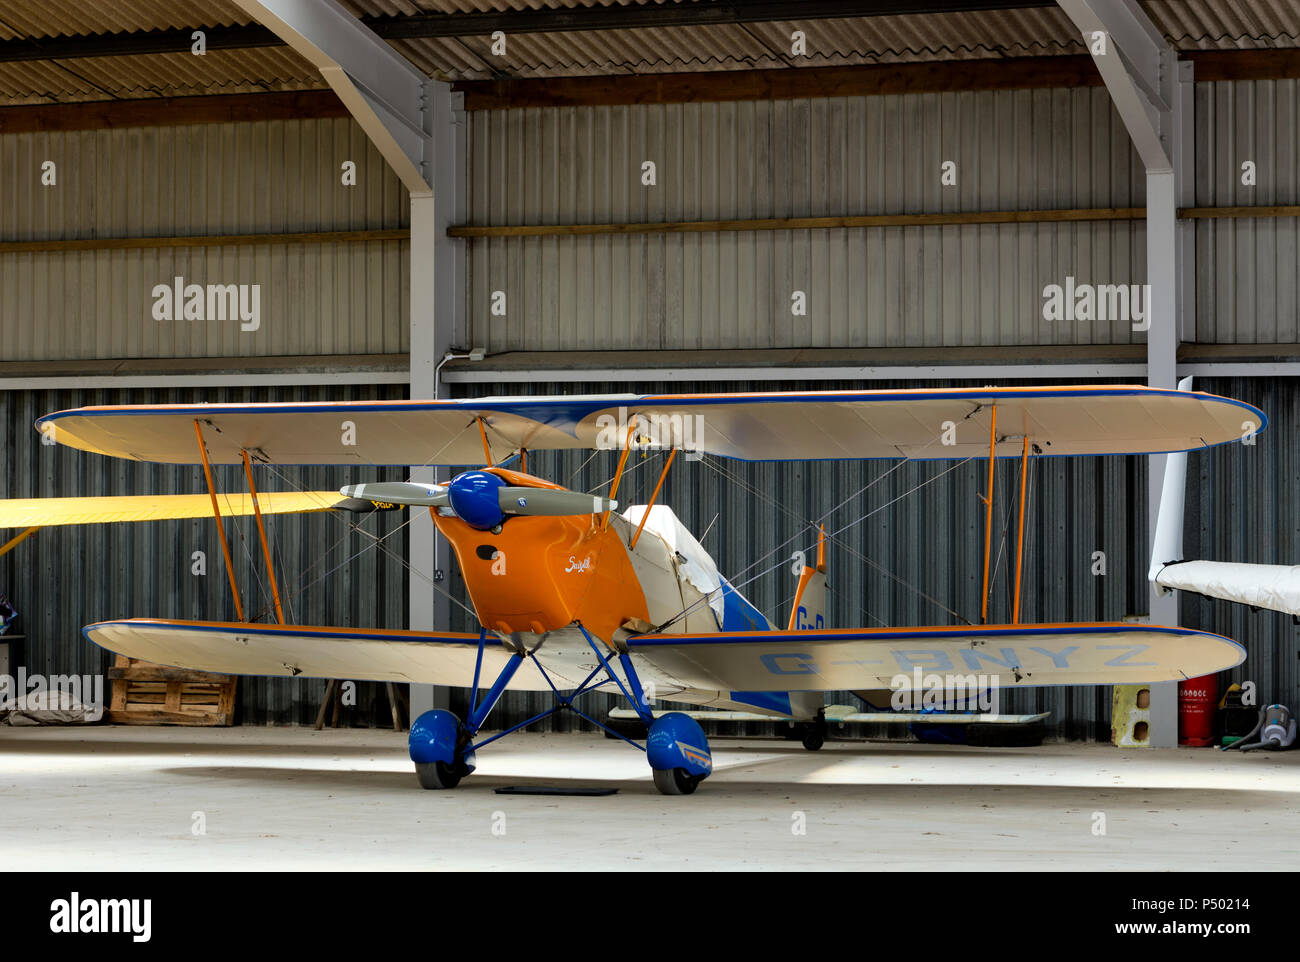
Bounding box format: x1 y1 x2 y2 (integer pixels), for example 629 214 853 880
0 526 39 559
194 419 246 621
601 420 637 531
630 447 677 549
241 449 286 625
1012 435 1032 625
980 404 997 623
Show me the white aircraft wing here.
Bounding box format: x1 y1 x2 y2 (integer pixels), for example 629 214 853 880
85 619 1244 696
83 620 572 691
37 385 1262 465
1154 561 1300 617
626 623 1245 692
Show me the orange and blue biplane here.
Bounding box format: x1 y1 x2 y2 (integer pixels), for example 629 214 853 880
0 386 1261 794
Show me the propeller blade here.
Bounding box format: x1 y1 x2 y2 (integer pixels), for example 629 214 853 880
338 482 449 507
497 487 616 517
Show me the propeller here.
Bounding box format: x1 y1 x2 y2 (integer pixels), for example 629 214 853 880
340 472 616 531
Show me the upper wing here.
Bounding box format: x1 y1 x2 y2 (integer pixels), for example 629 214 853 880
36 386 1262 465
626 623 1245 692
0 492 367 528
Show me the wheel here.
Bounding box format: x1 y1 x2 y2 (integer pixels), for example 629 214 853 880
801 730 825 751
653 767 701 796
415 760 463 789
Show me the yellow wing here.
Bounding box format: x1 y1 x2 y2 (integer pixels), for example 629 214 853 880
0 492 356 528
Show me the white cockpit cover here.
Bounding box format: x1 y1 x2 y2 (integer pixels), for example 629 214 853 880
1155 560 1300 616
623 504 726 621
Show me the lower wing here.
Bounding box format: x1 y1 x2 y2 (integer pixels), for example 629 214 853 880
84 620 562 691
627 623 1244 692
85 619 1243 696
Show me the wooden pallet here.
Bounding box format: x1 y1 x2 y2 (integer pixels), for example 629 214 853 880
107 655 236 726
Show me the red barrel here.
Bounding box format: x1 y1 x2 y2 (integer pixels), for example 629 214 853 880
1179 675 1218 747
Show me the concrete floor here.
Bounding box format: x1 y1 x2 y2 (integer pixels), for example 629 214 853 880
0 725 1296 871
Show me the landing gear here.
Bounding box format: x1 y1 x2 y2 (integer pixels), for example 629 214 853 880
646 711 712 796
574 628 713 797
800 712 828 751
408 630 522 790
406 623 715 796
408 708 478 790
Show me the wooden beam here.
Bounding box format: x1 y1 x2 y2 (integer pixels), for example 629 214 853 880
449 208 1144 237
456 55 1105 109
454 49 1300 110
0 51 1292 134
1186 49 1300 82
0 229 408 255
0 90 347 134
448 205 1300 239
1179 205 1300 220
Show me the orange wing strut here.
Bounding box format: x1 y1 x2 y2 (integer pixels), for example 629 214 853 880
0 526 39 559
1012 434 1031 625
630 447 677 549
980 405 997 624
194 419 246 622
241 449 286 625
601 421 638 531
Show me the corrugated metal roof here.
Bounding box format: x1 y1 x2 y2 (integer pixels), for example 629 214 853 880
0 0 256 40
391 9 1087 80
0 1 1296 98
0 48 324 104
1146 0 1300 49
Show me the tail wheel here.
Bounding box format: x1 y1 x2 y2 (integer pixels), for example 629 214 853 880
415 760 463 790
653 767 702 796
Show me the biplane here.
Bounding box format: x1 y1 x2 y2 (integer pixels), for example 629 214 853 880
3 386 1261 795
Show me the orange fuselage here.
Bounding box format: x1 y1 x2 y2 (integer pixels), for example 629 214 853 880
432 469 650 641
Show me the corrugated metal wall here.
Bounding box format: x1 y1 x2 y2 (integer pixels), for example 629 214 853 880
455 378 1158 742
0 118 410 360
1195 79 1300 343
465 79 1300 352
465 88 1148 352
0 385 410 725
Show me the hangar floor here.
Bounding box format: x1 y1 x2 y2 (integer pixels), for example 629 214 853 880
0 727 1295 871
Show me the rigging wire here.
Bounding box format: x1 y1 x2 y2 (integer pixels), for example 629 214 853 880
653 454 974 633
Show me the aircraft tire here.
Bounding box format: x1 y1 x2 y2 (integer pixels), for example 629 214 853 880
415 760 464 789
652 767 701 796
